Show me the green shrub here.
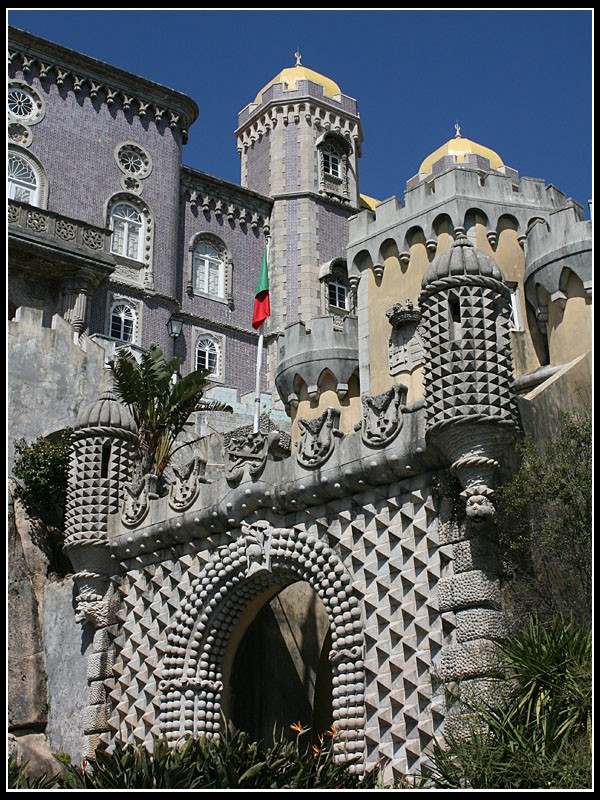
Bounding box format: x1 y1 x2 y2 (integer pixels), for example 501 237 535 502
9 725 380 789
421 616 592 789
13 429 73 530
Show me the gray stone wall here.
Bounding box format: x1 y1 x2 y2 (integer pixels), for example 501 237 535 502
8 307 112 474
44 579 91 764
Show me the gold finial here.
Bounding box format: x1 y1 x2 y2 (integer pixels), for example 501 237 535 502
455 122 462 138
295 49 302 66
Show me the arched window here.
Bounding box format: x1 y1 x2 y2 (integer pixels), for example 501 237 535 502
8 150 41 206
192 241 225 298
109 301 137 343
110 202 144 261
195 335 220 376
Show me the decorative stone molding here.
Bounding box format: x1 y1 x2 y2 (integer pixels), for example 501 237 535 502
386 301 425 375
360 384 407 448
168 456 210 512
122 474 159 528
9 200 113 261
8 122 32 147
157 524 366 768
8 38 197 143
242 520 273 576
114 141 153 180
224 428 282 483
7 80 45 125
181 171 272 235
297 407 343 468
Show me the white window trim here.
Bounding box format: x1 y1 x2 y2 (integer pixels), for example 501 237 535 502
193 329 225 383
108 297 139 345
110 201 144 262
188 234 233 305
7 147 47 208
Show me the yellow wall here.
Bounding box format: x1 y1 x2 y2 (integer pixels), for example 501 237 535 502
547 271 592 365
291 371 361 444
367 232 430 404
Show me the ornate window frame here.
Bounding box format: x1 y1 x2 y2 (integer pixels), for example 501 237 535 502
319 258 353 316
7 146 48 208
108 296 140 344
114 141 152 193
187 233 233 305
194 329 225 382
106 193 155 289
316 132 352 202
7 81 45 126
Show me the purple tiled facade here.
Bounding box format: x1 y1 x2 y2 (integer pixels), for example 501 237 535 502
9 25 361 405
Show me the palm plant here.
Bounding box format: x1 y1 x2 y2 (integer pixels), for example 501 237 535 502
109 343 231 480
422 616 592 789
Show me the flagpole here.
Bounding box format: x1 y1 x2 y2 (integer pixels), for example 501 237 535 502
253 323 264 433
253 236 270 433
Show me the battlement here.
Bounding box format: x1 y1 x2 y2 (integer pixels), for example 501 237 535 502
275 316 359 408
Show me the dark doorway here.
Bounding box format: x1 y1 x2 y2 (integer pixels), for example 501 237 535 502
227 582 333 747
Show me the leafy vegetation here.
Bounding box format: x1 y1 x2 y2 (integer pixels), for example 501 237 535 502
421 616 592 789
8 725 380 790
109 343 231 480
497 411 592 625
12 428 73 529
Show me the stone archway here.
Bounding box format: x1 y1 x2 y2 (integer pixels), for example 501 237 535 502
225 581 333 746
158 523 366 771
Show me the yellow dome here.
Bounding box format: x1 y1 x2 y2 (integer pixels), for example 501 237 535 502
419 130 504 176
254 64 342 105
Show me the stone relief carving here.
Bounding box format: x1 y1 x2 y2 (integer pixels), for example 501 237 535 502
122 473 159 527
360 384 407 447
241 520 272 577
387 300 424 375
296 408 343 468
224 429 281 483
168 456 210 512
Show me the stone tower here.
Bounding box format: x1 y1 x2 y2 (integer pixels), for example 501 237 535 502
236 54 363 335
63 390 138 757
419 229 518 726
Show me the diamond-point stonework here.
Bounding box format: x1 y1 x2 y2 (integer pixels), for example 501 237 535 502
7 21 591 783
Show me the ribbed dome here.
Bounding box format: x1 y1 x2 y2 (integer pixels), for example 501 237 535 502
419 131 504 176
75 390 137 433
254 63 342 105
422 228 504 286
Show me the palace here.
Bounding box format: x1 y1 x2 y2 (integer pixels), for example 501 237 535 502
8 25 591 781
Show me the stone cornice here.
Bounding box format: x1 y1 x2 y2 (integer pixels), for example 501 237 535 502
181 167 272 232
236 98 363 158
8 26 199 143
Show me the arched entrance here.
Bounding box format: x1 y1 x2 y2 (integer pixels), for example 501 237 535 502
158 523 366 771
225 581 333 746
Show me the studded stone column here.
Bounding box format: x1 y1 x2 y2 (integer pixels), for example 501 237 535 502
63 390 138 758
419 229 518 725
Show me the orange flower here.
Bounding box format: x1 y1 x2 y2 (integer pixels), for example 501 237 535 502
312 743 321 758
325 725 337 738
290 721 305 734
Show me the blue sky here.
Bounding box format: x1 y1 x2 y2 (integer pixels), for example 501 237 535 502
7 9 593 214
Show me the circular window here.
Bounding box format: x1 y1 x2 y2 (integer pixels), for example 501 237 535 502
115 142 152 179
7 83 45 125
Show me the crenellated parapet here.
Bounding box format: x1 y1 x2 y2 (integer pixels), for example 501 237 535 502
275 316 359 413
346 168 581 280
524 201 592 334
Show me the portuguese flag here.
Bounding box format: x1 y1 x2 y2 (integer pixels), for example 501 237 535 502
252 245 270 330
